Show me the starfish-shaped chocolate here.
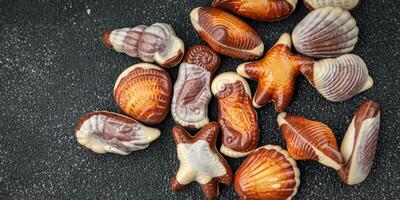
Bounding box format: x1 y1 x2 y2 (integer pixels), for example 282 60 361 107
171 122 233 200
237 33 314 111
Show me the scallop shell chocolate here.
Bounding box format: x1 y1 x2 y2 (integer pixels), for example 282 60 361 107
235 145 300 200
277 112 343 170
102 23 184 68
171 45 220 129
304 0 360 10
75 111 160 155
211 72 259 158
301 54 373 102
292 6 359 58
213 0 298 22
339 100 380 185
114 63 172 125
190 7 264 60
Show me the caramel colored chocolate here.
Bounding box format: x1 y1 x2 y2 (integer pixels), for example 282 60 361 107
75 111 160 155
339 100 380 185
237 33 314 111
277 112 344 170
213 0 298 22
211 72 259 158
171 45 220 129
171 122 233 200
190 7 264 60
113 63 172 125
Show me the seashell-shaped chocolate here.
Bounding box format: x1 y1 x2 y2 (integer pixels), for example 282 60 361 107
102 23 184 68
292 6 359 58
114 63 172 125
235 145 300 200
277 112 344 170
339 100 380 185
190 7 264 60
213 0 298 22
171 45 220 129
211 72 259 158
301 54 373 102
304 0 360 10
75 111 160 155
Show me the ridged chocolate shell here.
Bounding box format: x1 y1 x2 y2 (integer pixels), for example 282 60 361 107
113 63 172 125
212 0 298 22
75 111 160 155
301 54 373 102
277 112 344 170
292 6 359 58
211 72 259 158
339 100 380 185
171 45 220 129
304 0 360 10
235 145 300 200
190 7 264 60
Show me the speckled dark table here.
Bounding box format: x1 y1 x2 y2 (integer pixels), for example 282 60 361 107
1 0 400 199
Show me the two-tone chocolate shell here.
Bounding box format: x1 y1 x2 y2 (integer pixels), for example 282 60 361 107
171 45 220 129
277 113 343 169
304 0 360 10
211 72 259 158
292 6 359 58
102 23 184 68
339 100 380 185
235 145 300 200
114 63 172 125
190 7 264 60
301 54 373 102
212 0 298 22
75 111 160 155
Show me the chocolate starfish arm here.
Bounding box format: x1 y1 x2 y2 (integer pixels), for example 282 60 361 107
218 172 233 185
274 86 295 112
197 122 219 144
200 181 219 200
172 126 192 144
171 176 184 192
253 83 274 108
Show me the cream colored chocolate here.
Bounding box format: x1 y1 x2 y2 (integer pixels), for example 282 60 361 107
339 100 380 185
304 0 360 10
75 111 160 155
292 6 358 58
301 54 373 102
102 23 184 68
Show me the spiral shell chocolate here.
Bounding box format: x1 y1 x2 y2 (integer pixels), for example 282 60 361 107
113 63 172 125
102 23 184 68
301 54 373 102
211 72 259 158
304 0 360 10
234 145 300 200
277 112 343 170
190 7 264 60
212 0 298 22
75 111 160 155
292 6 359 58
339 100 380 185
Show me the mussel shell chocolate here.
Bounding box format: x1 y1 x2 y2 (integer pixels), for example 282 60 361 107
292 6 358 58
190 7 264 60
114 63 172 125
304 0 360 10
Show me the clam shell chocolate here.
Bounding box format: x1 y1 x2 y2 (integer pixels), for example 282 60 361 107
114 63 172 125
235 145 300 200
301 54 373 102
75 111 160 155
211 72 259 158
171 45 220 129
292 6 358 58
339 100 380 185
304 0 360 10
190 7 264 60
277 112 343 170
102 23 184 68
213 0 298 22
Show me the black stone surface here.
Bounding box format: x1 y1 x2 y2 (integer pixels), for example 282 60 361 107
1 0 399 199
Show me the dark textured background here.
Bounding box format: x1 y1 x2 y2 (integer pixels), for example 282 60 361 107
1 0 399 199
